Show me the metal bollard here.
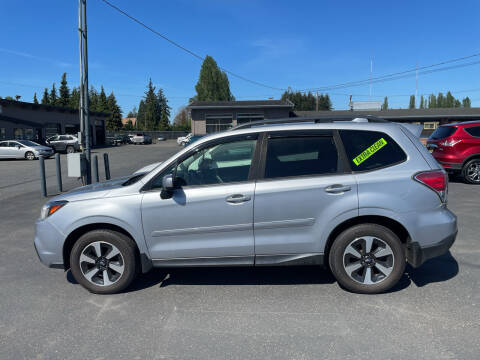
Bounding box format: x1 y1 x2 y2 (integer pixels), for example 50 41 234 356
55 153 63 193
92 154 99 183
39 156 47 197
103 153 111 180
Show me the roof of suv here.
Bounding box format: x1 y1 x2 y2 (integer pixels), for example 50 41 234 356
441 120 480 127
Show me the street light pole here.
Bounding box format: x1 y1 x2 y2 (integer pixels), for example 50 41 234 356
78 0 91 184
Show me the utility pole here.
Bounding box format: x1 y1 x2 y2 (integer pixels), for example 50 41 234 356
78 0 91 184
315 91 319 112
415 61 419 108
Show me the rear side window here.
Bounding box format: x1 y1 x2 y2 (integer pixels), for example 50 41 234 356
264 136 339 178
464 126 480 137
429 126 457 140
339 130 406 171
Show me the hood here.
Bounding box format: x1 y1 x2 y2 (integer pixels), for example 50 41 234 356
32 145 53 151
133 162 163 174
54 174 141 202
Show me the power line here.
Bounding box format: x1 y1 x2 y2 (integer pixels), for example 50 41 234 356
99 0 286 91
299 53 480 92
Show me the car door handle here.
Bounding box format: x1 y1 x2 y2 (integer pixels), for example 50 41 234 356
325 184 352 194
226 194 251 204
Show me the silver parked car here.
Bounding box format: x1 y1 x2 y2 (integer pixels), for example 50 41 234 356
0 140 54 160
34 118 457 294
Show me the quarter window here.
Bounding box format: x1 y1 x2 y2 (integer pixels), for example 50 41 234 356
339 130 407 171
465 126 480 137
264 136 339 179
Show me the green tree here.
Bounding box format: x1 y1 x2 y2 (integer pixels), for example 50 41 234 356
445 91 455 108
95 86 109 113
194 55 234 101
41 88 49 105
143 79 161 130
88 86 98 112
462 97 471 108
157 88 171 130
280 90 326 111
58 72 70 107
137 100 146 130
127 106 137 118
428 94 437 108
419 95 424 109
70 87 80 109
33 92 39 104
106 92 123 130
409 95 415 109
382 96 388 110
454 99 461 108
437 92 444 108
49 83 57 105
124 119 134 130
173 106 190 131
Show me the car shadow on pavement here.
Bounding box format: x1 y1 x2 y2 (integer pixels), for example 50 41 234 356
66 252 458 293
403 251 459 287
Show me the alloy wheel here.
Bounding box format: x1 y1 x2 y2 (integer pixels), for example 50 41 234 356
79 241 125 286
466 161 480 183
343 236 394 285
26 152 35 160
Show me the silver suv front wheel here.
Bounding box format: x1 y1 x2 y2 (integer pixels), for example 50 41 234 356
329 224 405 294
70 229 138 294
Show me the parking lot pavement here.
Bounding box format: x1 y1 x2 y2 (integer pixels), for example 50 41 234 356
0 144 479 359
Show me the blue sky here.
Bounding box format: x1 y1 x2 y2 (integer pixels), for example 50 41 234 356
1 0 480 118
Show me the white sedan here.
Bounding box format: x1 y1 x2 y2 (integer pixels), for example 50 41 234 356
0 140 54 160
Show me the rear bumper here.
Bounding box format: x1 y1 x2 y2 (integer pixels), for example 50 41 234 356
438 161 462 171
407 230 457 268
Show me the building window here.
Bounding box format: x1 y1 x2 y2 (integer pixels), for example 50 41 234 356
65 124 79 135
423 122 438 130
236 113 264 125
0 128 5 140
24 128 34 140
14 128 23 139
205 114 233 133
45 123 61 138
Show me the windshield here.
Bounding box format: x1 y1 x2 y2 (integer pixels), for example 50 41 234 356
17 140 40 146
429 126 457 140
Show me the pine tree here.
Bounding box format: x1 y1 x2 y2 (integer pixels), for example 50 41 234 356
462 97 471 108
127 106 137 118
33 93 39 104
58 72 70 107
88 86 98 112
409 95 415 109
445 91 455 108
382 96 388 110
70 87 80 109
137 100 146 130
49 83 57 105
97 86 109 113
143 79 160 130
41 88 49 105
437 92 444 108
419 95 424 109
428 94 437 108
106 92 123 130
124 119 134 130
194 55 234 101
157 88 171 130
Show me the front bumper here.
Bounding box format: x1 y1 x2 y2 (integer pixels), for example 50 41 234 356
407 230 457 268
34 219 65 269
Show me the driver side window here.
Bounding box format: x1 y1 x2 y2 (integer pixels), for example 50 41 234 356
152 138 257 189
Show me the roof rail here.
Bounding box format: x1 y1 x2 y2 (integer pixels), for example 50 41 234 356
230 115 389 131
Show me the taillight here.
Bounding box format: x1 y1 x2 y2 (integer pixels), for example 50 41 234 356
413 170 448 203
439 139 461 147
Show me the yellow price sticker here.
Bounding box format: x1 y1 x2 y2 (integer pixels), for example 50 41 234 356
353 138 387 166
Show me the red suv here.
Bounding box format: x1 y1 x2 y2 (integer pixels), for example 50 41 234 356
427 121 480 184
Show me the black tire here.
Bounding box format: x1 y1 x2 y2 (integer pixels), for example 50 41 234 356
70 229 138 294
25 151 36 160
461 158 480 184
329 224 405 294
66 146 75 154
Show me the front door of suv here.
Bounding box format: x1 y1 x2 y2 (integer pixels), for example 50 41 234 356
253 131 358 259
141 135 259 263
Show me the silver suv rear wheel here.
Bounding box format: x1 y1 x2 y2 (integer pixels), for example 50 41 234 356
329 224 405 294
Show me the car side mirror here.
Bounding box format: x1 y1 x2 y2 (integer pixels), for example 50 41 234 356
160 174 175 199
16 145 21 149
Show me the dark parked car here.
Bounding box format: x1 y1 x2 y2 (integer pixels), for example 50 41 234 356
112 134 130 146
427 120 480 184
46 135 80 153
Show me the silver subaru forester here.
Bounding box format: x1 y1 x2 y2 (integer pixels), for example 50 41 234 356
34 118 457 294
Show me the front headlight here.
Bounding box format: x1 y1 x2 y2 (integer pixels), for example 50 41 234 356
40 201 68 220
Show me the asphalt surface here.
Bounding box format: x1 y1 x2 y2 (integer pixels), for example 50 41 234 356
0 142 479 359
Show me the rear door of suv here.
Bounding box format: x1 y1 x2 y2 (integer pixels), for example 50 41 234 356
253 130 358 260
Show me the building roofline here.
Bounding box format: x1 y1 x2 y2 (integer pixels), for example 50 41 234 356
0 98 109 117
188 99 294 109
